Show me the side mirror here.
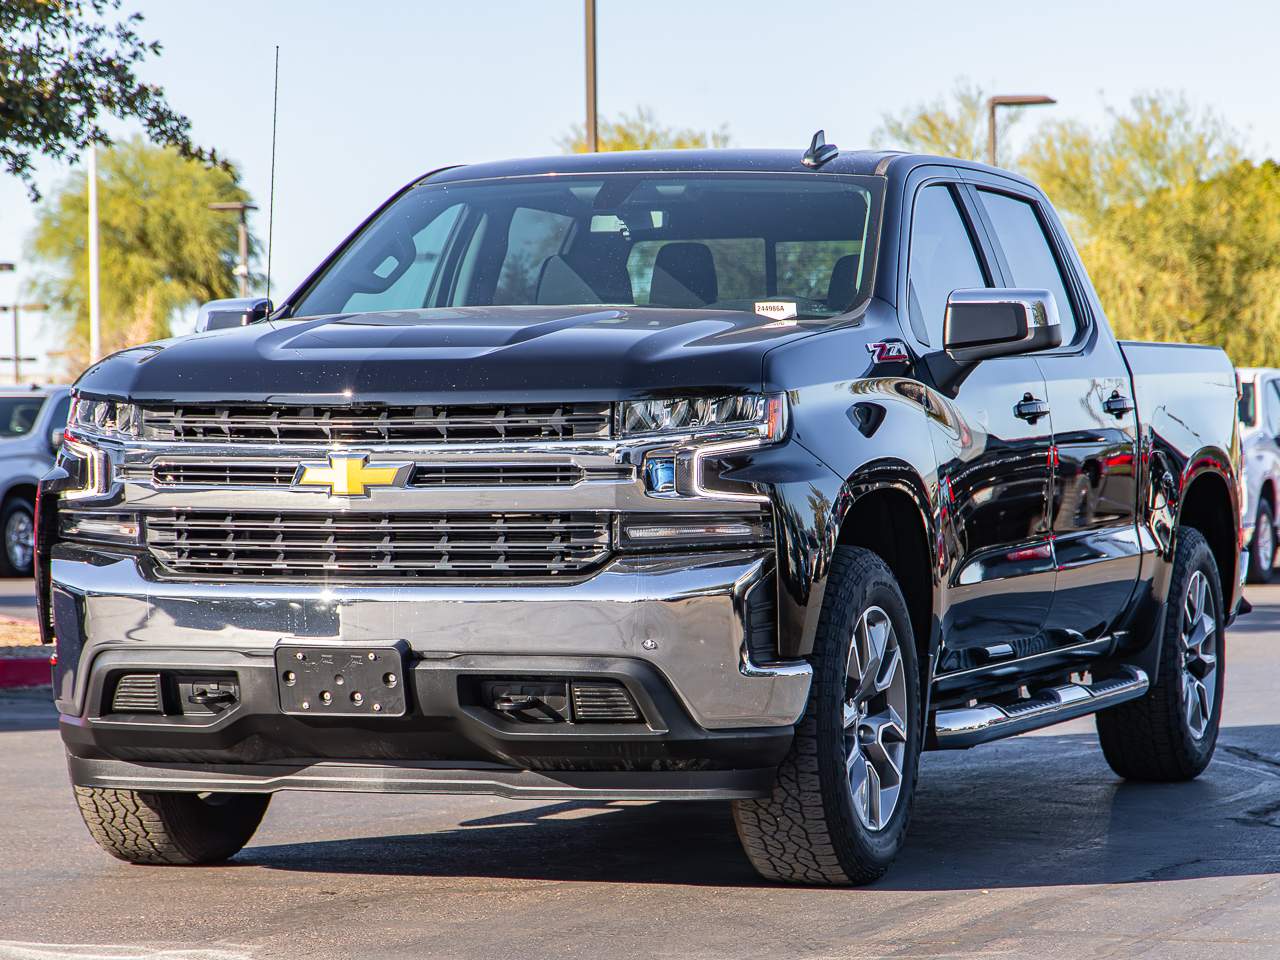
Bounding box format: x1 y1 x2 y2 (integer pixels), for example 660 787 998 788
49 427 64 452
943 288 1062 363
195 297 272 333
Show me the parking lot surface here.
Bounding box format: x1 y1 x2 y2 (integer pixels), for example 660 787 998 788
3 587 1280 960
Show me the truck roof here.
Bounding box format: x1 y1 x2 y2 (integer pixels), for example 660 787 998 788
423 148 1035 187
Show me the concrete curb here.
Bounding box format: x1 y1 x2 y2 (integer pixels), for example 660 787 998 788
0 658 51 689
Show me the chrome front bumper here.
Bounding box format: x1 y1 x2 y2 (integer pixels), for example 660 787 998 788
50 546 812 732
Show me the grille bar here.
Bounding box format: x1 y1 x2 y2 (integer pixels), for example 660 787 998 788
150 461 596 488
153 462 297 486
111 674 163 714
141 403 612 445
411 464 583 486
146 511 612 579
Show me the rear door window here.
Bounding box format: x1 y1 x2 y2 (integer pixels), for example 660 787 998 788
977 190 1081 345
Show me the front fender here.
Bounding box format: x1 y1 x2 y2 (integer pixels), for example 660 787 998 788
732 373 939 659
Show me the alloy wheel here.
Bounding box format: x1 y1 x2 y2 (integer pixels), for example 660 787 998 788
5 508 32 572
1180 569 1218 739
843 605 909 832
1258 520 1275 574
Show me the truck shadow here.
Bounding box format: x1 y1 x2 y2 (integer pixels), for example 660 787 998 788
242 724 1280 890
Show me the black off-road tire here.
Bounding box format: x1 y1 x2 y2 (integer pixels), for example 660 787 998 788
73 785 271 865
1096 527 1224 781
1247 501 1275 584
732 546 921 886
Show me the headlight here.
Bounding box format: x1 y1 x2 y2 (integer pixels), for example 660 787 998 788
66 395 142 441
621 394 787 440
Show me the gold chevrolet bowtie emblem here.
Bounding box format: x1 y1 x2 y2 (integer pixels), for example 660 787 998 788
294 454 412 497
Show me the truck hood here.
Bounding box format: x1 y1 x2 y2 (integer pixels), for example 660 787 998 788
75 306 824 403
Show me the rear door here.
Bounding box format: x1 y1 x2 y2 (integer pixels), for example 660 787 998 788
970 182 1142 647
900 177 1056 676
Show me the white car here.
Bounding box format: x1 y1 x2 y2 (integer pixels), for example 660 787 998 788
1237 367 1280 582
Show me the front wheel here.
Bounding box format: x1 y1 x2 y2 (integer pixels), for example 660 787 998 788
732 546 921 885
1096 526 1224 781
73 785 271 864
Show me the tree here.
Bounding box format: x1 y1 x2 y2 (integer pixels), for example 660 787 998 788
871 78 1022 165
1 0 217 200
29 137 253 369
1020 92 1241 232
873 83 1279 365
1072 160 1280 366
559 106 730 153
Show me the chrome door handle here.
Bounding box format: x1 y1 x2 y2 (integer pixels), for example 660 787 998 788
1014 393 1050 423
1103 391 1135 418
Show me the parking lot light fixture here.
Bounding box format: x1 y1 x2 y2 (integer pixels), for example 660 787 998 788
987 94 1056 167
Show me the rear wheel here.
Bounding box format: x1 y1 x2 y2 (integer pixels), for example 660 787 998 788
1096 527 1224 781
1247 501 1275 584
73 785 270 865
0 496 34 577
732 546 921 885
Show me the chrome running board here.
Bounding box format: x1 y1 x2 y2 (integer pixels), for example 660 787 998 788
933 666 1149 749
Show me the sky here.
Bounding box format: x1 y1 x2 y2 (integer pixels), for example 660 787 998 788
1 0 1278 381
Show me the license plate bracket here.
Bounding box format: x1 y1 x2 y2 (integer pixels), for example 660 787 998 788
275 642 408 717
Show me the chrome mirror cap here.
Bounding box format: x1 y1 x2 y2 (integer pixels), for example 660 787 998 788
194 298 272 334
943 288 1062 363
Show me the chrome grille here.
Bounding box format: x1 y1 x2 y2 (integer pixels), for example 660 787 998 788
149 461 591 487
145 511 613 579
140 403 613 445
410 463 583 487
153 462 297 486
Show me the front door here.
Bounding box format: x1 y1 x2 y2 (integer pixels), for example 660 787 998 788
900 180 1055 678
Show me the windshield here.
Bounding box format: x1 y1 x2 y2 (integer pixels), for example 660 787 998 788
0 396 45 437
290 173 883 322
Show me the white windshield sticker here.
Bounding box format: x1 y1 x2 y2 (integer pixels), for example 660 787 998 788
754 301 797 321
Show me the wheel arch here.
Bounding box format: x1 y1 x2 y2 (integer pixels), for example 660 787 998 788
827 461 938 706
1177 461 1238 610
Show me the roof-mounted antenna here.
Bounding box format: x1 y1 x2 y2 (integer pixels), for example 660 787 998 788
802 129 839 168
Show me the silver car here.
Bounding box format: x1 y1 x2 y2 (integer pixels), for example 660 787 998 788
1238 367 1280 582
0 386 71 576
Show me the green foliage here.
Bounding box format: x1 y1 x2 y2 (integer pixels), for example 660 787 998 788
29 137 253 369
874 84 1280 366
1 0 219 200
1021 92 1241 231
1076 160 1280 365
870 78 1022 165
560 106 730 153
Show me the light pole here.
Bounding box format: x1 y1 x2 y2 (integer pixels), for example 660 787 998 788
88 144 101 364
0 303 45 384
584 0 598 152
208 201 258 298
986 94 1056 167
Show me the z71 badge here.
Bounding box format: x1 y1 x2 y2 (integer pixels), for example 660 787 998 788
866 339 911 363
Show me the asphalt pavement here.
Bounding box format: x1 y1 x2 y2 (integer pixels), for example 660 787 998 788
2 584 1279 960
0 578 35 621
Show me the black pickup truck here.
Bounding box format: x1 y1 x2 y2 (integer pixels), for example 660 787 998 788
38 137 1244 885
